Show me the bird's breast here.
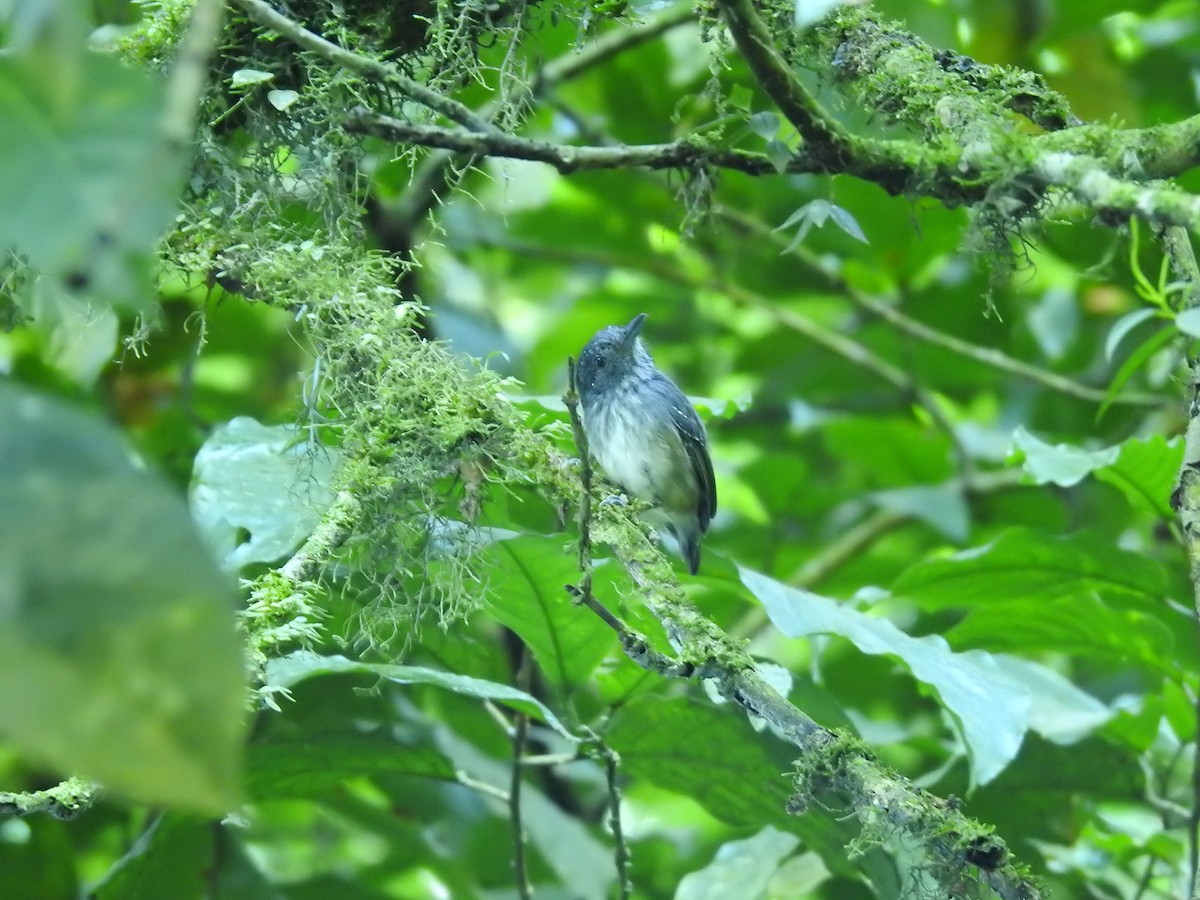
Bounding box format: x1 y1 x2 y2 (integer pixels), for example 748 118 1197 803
583 386 695 512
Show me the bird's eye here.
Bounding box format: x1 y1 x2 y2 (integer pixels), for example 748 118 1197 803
597 358 607 369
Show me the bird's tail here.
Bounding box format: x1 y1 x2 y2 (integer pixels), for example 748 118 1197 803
676 524 702 576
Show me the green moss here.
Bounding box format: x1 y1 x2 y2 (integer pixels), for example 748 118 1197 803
118 0 194 68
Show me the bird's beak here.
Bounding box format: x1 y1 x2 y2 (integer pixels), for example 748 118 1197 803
620 313 647 349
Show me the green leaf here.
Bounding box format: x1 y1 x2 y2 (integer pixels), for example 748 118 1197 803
0 40 183 308
1011 426 1119 487
190 417 336 571
431 724 612 900
677 826 801 900
92 815 213 900
765 139 792 174
828 203 868 243
230 68 274 88
607 697 794 823
267 88 299 111
947 593 1177 675
740 566 1110 785
94 813 281 900
892 528 1167 610
265 651 579 740
246 733 456 799
1104 308 1158 361
1027 288 1078 360
747 110 779 139
1093 434 1182 516
481 535 616 687
0 383 245 814
1175 307 1200 337
1098 324 1175 420
13 277 119 385
1011 430 1180 515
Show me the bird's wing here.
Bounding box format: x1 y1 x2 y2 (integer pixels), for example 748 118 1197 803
667 392 717 530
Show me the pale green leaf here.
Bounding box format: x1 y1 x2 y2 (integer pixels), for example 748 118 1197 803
190 417 336 572
676 826 801 900
1104 308 1158 361
1175 307 1200 337
0 43 183 308
0 383 245 813
741 566 1110 785
230 68 274 88
1011 426 1119 487
267 88 299 111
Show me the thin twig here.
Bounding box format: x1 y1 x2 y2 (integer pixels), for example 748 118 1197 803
455 771 512 804
565 357 595 607
346 110 800 176
598 743 631 900
510 646 532 900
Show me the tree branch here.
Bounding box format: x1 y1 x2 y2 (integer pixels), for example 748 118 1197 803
0 777 97 820
229 0 496 133
1161 224 1200 900
346 109 804 176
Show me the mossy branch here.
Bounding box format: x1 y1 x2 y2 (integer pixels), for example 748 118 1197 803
0 777 98 820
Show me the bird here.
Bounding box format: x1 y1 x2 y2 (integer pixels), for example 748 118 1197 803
575 313 717 574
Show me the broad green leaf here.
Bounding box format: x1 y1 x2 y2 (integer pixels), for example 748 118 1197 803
676 826 801 900
1011 430 1180 515
0 39 184 308
190 417 336 572
947 593 1177 675
94 813 280 900
1093 434 1182 516
265 651 578 740
246 733 456 799
747 110 779 139
0 383 245 813
482 535 616 687
740 566 1111 785
991 656 1111 744
821 416 954 487
1011 426 1119 487
892 528 1167 610
92 815 213 900
608 697 795 824
14 276 119 385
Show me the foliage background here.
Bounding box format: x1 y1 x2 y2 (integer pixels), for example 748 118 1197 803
2 0 1200 898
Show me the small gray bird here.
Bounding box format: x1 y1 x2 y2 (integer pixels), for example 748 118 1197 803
576 313 717 574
